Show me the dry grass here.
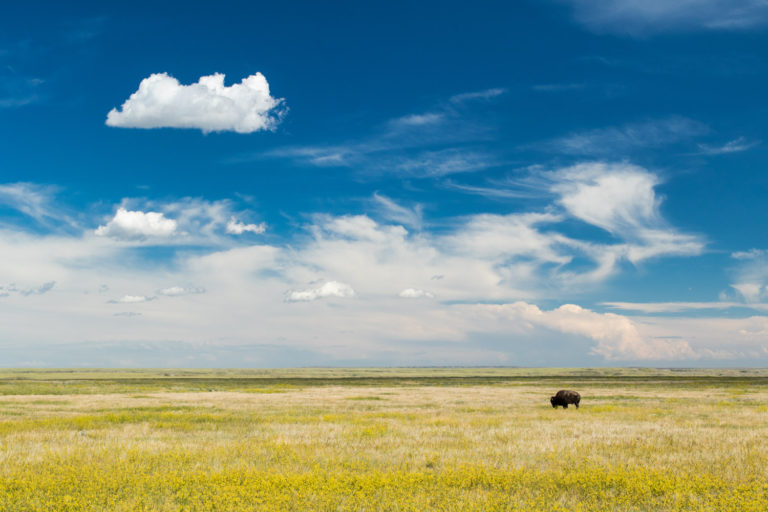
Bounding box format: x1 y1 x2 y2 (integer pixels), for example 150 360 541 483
1 370 767 510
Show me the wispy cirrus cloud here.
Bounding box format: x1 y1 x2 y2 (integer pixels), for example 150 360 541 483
0 43 45 109
0 73 43 109
447 162 704 267
157 286 206 297
0 182 77 229
371 193 423 230
602 301 768 314
449 87 507 104
562 0 768 36
550 162 704 262
697 137 760 155
536 117 709 156
257 88 506 178
726 249 768 303
0 281 56 298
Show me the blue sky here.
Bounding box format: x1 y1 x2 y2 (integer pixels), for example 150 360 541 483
2 0 768 367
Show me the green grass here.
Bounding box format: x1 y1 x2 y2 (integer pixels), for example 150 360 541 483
3 367 768 395
1 368 768 510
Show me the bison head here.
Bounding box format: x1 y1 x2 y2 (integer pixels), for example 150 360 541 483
550 396 557 408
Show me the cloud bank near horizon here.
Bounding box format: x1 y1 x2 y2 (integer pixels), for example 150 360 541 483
0 167 761 365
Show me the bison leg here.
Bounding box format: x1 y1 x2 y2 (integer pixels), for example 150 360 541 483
563 403 568 408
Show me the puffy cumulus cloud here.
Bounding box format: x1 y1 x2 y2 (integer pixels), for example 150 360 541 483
97 197 265 245
95 208 177 240
106 72 285 134
314 214 408 244
469 302 696 361
286 281 356 302
226 217 266 235
399 288 434 299
563 0 768 35
157 286 205 297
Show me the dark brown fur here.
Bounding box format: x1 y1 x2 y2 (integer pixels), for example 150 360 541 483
550 389 580 408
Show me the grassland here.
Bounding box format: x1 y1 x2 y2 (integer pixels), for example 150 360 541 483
1 368 767 511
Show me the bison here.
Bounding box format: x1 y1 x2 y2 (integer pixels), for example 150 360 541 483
550 389 580 409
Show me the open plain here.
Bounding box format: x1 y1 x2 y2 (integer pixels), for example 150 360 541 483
1 368 767 511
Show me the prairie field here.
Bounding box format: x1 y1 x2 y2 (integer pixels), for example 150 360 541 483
1 368 767 511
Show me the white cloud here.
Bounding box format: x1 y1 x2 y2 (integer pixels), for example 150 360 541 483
157 286 205 297
449 88 507 104
564 0 768 35
106 72 285 134
541 117 708 156
0 183 76 229
602 301 768 313
95 208 177 240
731 283 764 303
727 249 768 303
286 281 356 302
0 65 44 110
732 249 768 260
389 113 444 127
371 193 423 230
550 162 704 262
399 288 435 299
19 281 56 296
393 149 498 177
0 183 738 366
515 302 696 360
262 89 501 178
226 217 266 235
698 137 760 155
0 281 56 297
110 295 154 304
445 212 569 264
0 213 765 365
